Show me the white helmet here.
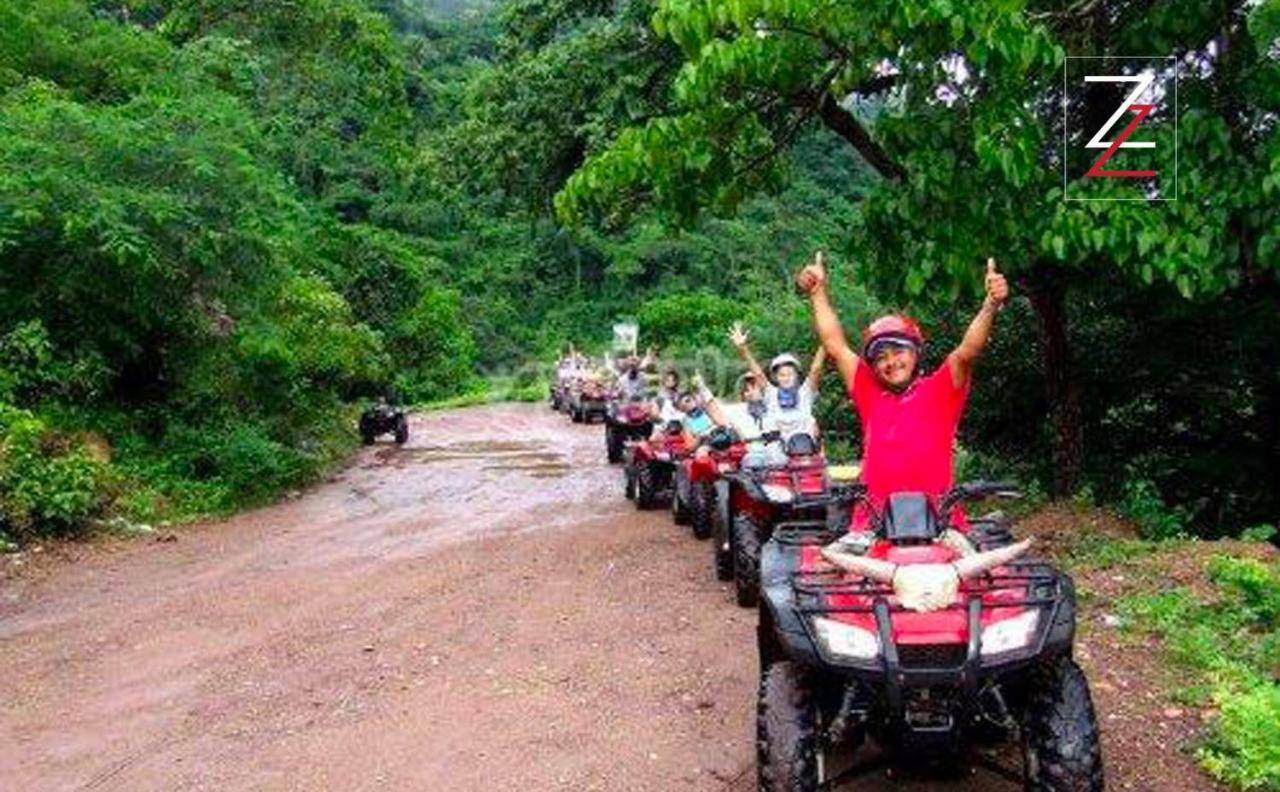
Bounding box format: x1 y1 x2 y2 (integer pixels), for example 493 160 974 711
769 353 801 375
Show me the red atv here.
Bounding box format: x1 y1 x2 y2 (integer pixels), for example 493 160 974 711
623 420 689 509
720 433 830 607
551 371 575 414
756 481 1102 791
604 395 654 464
569 378 610 424
672 427 746 540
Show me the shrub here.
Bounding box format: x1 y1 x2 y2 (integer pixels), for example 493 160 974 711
1200 679 1280 791
0 403 110 539
1241 524 1278 544
1119 552 1280 789
1119 478 1188 540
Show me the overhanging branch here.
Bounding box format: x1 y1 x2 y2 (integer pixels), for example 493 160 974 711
814 93 906 183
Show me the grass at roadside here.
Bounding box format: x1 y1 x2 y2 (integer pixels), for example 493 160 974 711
1052 518 1280 791
415 376 546 411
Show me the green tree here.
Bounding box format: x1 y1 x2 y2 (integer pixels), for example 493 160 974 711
558 0 1280 495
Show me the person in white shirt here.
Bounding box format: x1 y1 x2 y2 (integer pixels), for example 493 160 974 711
719 372 789 467
728 322 824 442
612 346 655 400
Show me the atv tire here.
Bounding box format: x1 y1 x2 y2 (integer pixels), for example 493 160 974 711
624 465 637 500
672 481 691 525
757 661 819 792
359 418 376 446
713 525 734 580
1022 657 1104 792
690 482 713 540
606 425 624 464
393 416 409 445
572 406 584 423
712 483 734 580
636 463 659 510
734 512 763 607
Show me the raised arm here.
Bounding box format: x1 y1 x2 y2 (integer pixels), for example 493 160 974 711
729 322 768 385
949 257 1009 388
796 251 859 392
703 393 730 428
805 345 827 392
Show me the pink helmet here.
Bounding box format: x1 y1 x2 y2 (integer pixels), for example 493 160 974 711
861 315 925 359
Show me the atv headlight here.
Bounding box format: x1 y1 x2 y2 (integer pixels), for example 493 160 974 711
812 617 880 660
761 484 794 504
980 610 1040 657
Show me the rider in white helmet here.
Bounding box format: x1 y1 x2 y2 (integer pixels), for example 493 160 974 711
729 323 825 441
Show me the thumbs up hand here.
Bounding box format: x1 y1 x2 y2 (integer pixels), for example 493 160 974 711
795 250 828 295
984 257 1009 308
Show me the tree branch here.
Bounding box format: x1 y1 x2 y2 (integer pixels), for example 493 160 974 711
813 93 906 182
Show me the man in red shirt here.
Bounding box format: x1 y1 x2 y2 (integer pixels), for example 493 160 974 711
795 252 1009 526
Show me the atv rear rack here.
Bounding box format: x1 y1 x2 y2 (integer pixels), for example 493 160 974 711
733 466 837 510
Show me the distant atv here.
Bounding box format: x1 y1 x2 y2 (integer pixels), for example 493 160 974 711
756 481 1102 791
605 395 654 464
623 421 689 509
569 379 610 424
550 379 566 411
721 433 830 607
672 427 745 540
359 402 408 445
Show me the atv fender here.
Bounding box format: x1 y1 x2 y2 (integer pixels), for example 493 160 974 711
722 471 769 505
759 539 821 668
1044 572 1077 655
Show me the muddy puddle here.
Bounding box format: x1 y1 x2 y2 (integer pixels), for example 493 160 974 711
481 461 572 478
366 439 567 472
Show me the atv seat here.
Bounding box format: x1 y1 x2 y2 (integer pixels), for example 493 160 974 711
883 492 942 544
706 426 737 451
784 433 819 457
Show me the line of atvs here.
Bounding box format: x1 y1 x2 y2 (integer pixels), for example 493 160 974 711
553 386 1105 791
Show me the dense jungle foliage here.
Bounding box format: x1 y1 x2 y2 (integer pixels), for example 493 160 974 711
0 0 1277 547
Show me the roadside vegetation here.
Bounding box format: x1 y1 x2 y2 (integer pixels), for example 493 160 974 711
0 2 1277 785
1045 515 1280 791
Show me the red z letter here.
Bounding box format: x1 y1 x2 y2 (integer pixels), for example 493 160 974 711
1085 104 1156 178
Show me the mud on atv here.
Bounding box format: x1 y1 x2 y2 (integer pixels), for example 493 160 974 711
717 433 833 608
756 482 1103 791
359 403 409 445
605 395 654 464
623 421 688 509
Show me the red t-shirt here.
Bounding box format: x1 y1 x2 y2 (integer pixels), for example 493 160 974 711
851 354 970 515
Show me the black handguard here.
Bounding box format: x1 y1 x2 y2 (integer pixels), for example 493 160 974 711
939 480 1022 513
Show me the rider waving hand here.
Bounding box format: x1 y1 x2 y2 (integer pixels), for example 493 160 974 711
796 251 1009 519
728 322 825 441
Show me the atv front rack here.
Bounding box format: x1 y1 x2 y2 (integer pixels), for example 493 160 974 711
762 527 1076 712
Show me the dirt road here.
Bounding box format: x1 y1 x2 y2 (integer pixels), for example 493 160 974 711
0 404 1216 791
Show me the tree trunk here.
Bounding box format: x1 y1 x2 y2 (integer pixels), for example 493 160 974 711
1026 273 1084 496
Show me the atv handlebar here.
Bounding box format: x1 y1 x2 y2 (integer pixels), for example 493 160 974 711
734 430 782 445
938 480 1022 513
